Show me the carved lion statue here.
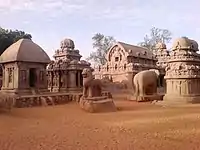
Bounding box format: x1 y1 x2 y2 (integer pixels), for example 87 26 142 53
82 68 102 98
133 69 160 101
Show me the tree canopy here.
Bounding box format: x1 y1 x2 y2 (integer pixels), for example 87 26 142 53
0 27 32 55
87 33 116 65
138 27 172 50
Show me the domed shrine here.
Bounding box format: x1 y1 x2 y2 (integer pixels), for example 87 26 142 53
0 39 51 95
47 38 91 92
163 37 200 104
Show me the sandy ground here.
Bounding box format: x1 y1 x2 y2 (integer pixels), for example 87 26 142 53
1 100 200 150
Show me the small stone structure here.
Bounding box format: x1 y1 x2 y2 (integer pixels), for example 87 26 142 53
162 37 200 104
79 68 116 113
0 39 50 95
93 42 158 83
47 38 91 92
153 42 169 88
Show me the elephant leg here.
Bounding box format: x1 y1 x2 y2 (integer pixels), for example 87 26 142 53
133 82 139 97
152 83 157 94
138 83 146 101
139 84 145 96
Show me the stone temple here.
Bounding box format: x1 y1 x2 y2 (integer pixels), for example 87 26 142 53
47 38 91 93
93 41 158 82
0 38 93 108
0 39 50 95
163 37 200 104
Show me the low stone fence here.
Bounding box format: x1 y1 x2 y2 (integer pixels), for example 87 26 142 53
14 91 112 108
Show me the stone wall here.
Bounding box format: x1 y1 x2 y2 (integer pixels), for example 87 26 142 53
14 91 112 108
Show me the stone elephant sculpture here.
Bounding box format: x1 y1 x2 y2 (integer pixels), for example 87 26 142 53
133 69 160 101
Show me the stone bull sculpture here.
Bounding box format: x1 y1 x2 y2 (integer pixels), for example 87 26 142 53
132 69 160 102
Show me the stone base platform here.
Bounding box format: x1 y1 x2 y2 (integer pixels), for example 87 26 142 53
0 91 112 108
14 93 82 108
127 94 164 102
154 95 200 106
79 96 116 113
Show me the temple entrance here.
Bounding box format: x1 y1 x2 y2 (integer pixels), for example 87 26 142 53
29 68 37 87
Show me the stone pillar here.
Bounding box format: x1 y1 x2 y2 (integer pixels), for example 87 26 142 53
78 71 81 87
2 67 5 88
59 70 68 92
163 37 200 104
68 70 76 88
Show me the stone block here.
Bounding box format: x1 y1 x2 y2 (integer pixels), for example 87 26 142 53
127 94 164 102
79 96 116 113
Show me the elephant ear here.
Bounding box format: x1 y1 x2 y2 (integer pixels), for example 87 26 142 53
154 69 160 76
149 69 160 76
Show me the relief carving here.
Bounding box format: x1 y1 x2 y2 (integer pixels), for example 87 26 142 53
164 37 200 103
20 70 27 84
48 72 53 87
8 68 13 83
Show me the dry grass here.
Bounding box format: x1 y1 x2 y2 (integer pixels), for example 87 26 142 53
1 100 200 150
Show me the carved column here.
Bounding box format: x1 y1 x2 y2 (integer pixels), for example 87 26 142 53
64 71 68 88
78 71 81 87
2 66 5 88
68 70 76 88
59 70 68 91
20 70 27 89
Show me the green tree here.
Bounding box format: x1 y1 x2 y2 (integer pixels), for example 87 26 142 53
0 27 32 55
138 27 172 50
87 33 116 65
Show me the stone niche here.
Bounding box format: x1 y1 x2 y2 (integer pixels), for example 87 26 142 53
0 39 51 95
163 37 200 104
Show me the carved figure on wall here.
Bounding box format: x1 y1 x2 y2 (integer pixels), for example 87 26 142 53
55 71 60 87
8 68 13 83
53 72 57 86
48 73 53 87
132 69 160 102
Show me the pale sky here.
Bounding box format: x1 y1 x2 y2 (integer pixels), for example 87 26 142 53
0 0 200 59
